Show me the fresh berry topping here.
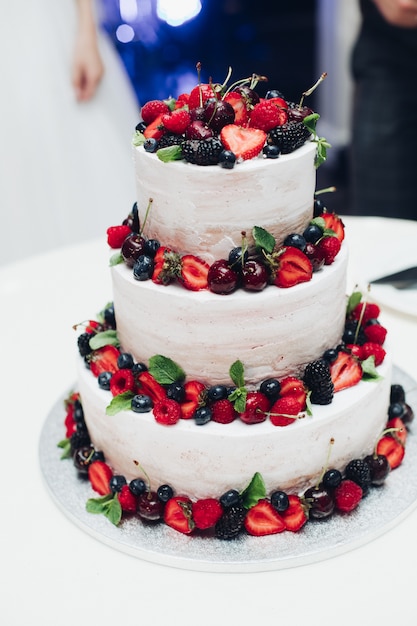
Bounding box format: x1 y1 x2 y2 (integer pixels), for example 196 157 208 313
141 99 170 124
364 452 391 486
244 499 286 536
322 468 343 490
220 125 266 161
304 485 334 520
106 224 131 249
185 120 214 140
345 459 372 496
363 323 387 345
207 384 229 402
181 137 224 165
278 376 307 406
268 120 311 154
333 479 363 512
109 369 136 397
179 254 210 291
280 495 308 532
329 351 362 392
316 236 341 265
143 137 158 152
376 434 405 469
207 259 239 294
259 378 281 402
218 149 237 169
360 342 386 366
131 394 153 413
270 490 290 513
161 109 191 134
386 417 407 444
157 484 174 503
215 503 246 540
303 223 324 244
137 490 164 521
204 99 235 132
153 398 181 425
211 398 237 424
188 83 218 109
303 359 334 405
272 246 313 288
283 233 307 252
269 396 303 427
192 498 223 530
164 495 194 534
263 144 280 159
129 478 147 496
180 380 206 419
77 332 92 357
249 100 288 131
133 255 154 281
351 302 381 323
88 460 113 496
117 484 138 513
239 391 270 424
137 370 167 402
166 382 186 403
143 113 166 140
194 405 212 425
219 489 242 508
390 384 406 404
241 259 269 291
109 474 127 493
89 345 120 378
223 91 250 126
121 233 147 267
318 212 345 242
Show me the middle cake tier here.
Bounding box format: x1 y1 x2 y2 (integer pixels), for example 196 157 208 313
111 243 348 387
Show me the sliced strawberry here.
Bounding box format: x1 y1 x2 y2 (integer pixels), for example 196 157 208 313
180 254 210 291
333 479 362 512
244 500 286 536
164 496 194 534
106 224 132 249
280 495 308 532
89 345 120 378
330 351 362 392
175 93 190 109
180 380 206 419
386 417 407 444
269 396 303 427
360 342 386 366
118 484 138 513
273 246 313 288
137 371 166 402
224 91 250 126
279 375 307 407
192 498 223 530
88 460 113 495
109 369 136 397
220 124 266 160
141 99 170 125
376 435 405 469
318 212 345 242
152 248 180 286
153 398 181 425
161 109 191 134
143 113 166 140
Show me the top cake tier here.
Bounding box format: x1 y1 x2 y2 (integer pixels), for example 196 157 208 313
133 141 316 264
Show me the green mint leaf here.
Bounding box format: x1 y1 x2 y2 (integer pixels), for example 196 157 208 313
106 391 136 416
89 330 119 350
361 356 383 381
252 226 275 255
157 145 183 163
148 355 186 384
57 438 72 460
303 113 319 134
229 360 245 388
306 391 313 417
228 387 247 414
347 291 362 315
132 131 145 147
240 472 267 509
164 97 177 111
86 494 122 526
109 251 124 266
314 137 331 169
310 216 326 230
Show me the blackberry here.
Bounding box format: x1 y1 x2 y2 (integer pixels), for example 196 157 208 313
77 332 92 357
70 430 90 456
181 137 223 166
303 359 334 405
214 504 246 540
157 133 184 149
345 459 371 495
267 121 310 154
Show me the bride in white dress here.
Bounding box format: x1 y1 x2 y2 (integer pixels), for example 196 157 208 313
0 0 140 265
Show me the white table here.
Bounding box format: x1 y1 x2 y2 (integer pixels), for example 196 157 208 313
1 216 417 626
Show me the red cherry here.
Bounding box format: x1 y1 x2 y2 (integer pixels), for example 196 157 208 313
137 491 164 521
185 120 214 140
239 391 270 424
241 260 269 291
121 233 147 267
207 260 239 295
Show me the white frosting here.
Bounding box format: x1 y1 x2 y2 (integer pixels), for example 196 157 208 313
112 244 348 386
78 355 392 500
133 141 317 264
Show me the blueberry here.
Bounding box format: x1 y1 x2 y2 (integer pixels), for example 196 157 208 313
131 394 153 413
283 233 307 252
109 475 127 493
263 144 280 159
270 490 289 512
166 382 185 402
259 378 281 401
103 304 116 328
390 384 405 404
117 352 134 369
228 246 248 271
98 371 112 390
73 400 84 423
133 255 154 281
157 484 174 503
388 402 406 419
323 348 339 363
220 489 241 508
322 468 342 489
144 137 158 153
194 406 212 425
132 362 148 375
144 238 160 258
207 385 228 402
129 478 147 496
91 450 105 463
218 150 236 169
135 121 147 133
265 89 285 99
303 223 323 244
314 198 326 216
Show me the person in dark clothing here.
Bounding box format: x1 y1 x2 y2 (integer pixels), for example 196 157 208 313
350 0 417 220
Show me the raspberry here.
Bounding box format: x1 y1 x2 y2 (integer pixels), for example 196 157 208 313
118 484 138 513
192 498 223 530
360 342 386 366
249 101 286 131
364 323 387 345
106 224 132 249
161 109 191 134
153 399 181 425
109 369 136 397
141 99 170 124
351 302 381 323
211 399 237 424
333 479 363 512
303 359 334 405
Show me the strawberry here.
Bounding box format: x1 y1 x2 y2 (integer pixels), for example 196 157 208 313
363 323 387 345
351 302 380 323
180 380 206 419
211 398 237 424
249 100 288 131
220 124 266 160
386 417 407 444
179 254 210 291
188 84 217 109
180 399 199 420
239 391 270 424
318 212 345 242
109 369 136 396
244 500 286 536
279 375 307 407
137 371 166 402
316 235 341 265
141 99 170 124
360 342 386 366
224 91 250 126
106 224 131 249
273 246 313 288
143 113 166 140
161 109 191 135
269 396 303 426
88 460 113 495
152 248 180 286
89 345 120 378
175 93 190 109
376 435 405 469
330 351 362 392
118 484 138 513
280 495 308 532
153 398 181 425
333 479 363 512
164 495 194 534
192 498 223 530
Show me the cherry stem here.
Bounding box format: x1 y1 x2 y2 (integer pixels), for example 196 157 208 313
140 197 153 235
315 437 335 489
299 72 327 107
315 186 336 196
